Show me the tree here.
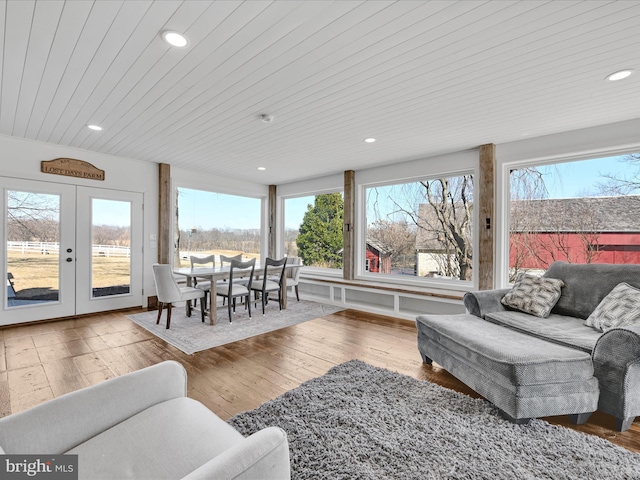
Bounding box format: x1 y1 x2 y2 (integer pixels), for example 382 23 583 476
382 176 473 280
367 219 416 269
296 193 344 268
7 191 60 242
420 177 473 280
598 153 640 195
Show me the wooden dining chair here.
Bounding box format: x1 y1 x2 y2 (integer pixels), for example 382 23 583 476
190 254 215 310
217 254 243 306
152 264 205 329
251 256 288 315
216 258 255 322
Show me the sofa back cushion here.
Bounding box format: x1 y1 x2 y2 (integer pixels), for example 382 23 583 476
543 261 640 319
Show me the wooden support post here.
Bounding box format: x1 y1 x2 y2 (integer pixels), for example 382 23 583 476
343 170 355 280
158 163 171 264
478 144 495 290
268 184 277 259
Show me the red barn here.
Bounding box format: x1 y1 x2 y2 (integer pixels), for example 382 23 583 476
509 196 640 270
365 241 391 273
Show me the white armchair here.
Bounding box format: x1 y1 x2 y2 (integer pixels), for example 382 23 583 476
0 361 291 480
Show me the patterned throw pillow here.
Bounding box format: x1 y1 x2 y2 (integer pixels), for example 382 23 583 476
501 273 564 318
585 282 640 332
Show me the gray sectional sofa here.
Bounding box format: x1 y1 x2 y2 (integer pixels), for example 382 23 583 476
417 261 640 431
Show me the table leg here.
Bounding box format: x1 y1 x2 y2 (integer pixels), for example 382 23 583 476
209 277 217 325
185 276 193 316
281 276 287 309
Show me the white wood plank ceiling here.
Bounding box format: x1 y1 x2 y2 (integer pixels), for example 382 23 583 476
0 0 639 185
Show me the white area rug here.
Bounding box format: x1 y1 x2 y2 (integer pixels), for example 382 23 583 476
127 299 342 354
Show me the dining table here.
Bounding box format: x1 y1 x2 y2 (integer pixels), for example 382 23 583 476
173 262 292 325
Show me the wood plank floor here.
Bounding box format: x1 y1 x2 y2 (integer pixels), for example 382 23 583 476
0 307 638 453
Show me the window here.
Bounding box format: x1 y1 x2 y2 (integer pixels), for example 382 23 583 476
508 152 640 281
175 187 261 267
284 192 343 270
365 174 474 282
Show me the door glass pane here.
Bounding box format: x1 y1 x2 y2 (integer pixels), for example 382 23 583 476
91 198 131 298
7 190 60 306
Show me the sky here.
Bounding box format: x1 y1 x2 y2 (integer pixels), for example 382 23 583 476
178 188 262 231
533 155 636 199
92 198 130 227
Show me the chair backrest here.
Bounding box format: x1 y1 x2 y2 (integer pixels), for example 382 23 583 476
262 256 287 288
152 264 182 303
229 258 256 290
190 254 215 268
220 254 242 266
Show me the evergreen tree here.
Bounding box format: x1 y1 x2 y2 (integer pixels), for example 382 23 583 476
297 193 344 268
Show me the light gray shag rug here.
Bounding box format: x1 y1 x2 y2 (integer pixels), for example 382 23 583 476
127 299 341 354
228 360 640 480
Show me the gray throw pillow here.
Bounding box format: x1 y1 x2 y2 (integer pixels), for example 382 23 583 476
501 273 564 318
585 282 640 332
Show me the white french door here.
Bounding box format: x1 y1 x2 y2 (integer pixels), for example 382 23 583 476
1 177 143 325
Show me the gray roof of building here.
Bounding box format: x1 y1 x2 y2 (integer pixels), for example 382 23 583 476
511 195 640 233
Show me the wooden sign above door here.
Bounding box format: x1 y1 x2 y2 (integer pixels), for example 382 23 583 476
41 158 105 181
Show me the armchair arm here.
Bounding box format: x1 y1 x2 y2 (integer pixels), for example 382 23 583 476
0 360 187 454
182 426 290 480
463 289 511 318
592 324 640 427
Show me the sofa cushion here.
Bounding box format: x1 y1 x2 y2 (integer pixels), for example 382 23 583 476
485 310 601 353
67 397 245 479
543 261 640 319
501 273 564 318
585 282 640 332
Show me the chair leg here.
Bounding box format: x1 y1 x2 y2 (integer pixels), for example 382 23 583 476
166 303 173 329
186 299 192 317
227 296 232 322
295 285 299 301
278 289 282 310
262 292 266 315
200 292 207 322
156 302 163 324
248 293 252 319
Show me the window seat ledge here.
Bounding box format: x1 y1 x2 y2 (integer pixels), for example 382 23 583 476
299 275 464 302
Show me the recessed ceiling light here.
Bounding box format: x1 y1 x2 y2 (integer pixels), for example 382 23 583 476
162 31 189 48
257 167 266 171
87 125 103 131
364 138 376 143
606 69 635 81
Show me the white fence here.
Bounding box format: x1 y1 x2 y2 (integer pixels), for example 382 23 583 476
7 241 131 258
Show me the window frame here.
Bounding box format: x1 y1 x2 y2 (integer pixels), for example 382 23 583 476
172 180 268 267
279 189 345 277
497 146 640 288
356 150 479 291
